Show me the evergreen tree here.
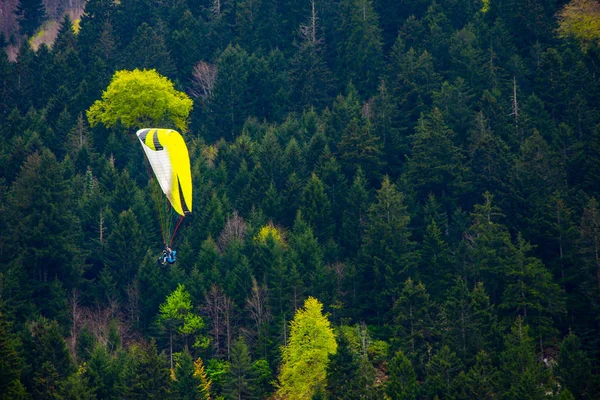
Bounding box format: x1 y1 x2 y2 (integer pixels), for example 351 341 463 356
499 233 565 342
121 23 177 79
7 150 84 302
23 317 74 399
341 167 370 257
554 331 593 399
392 278 434 377
171 348 203 400
404 108 468 207
386 349 418 400
299 173 333 243
335 0 385 96
450 350 499 400
360 176 418 314
124 341 172 399
15 0 46 37
424 345 462 399
223 336 258 399
500 317 548 400
337 118 384 183
0 313 27 399
288 1 336 112
206 44 252 141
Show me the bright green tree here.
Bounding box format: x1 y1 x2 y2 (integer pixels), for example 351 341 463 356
86 69 193 131
557 0 600 52
277 297 337 399
157 284 206 369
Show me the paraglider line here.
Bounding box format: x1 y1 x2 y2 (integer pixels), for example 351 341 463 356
169 215 186 246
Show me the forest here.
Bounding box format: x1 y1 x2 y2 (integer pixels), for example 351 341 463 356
1 0 600 398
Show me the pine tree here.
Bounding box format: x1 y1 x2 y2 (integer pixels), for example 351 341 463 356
288 0 336 112
0 313 27 399
393 278 434 377
341 167 370 257
23 317 74 399
121 23 177 79
223 336 258 399
124 340 172 399
499 233 565 343
386 349 418 400
337 118 384 183
171 348 203 400
360 176 418 313
555 331 592 399
424 345 462 399
335 0 385 96
299 173 334 243
7 149 84 297
451 350 499 400
15 0 46 37
206 44 252 141
404 108 468 207
500 317 548 400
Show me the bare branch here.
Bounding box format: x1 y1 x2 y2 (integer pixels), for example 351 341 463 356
188 61 217 102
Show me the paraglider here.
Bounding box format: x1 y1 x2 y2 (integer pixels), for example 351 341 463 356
137 128 192 263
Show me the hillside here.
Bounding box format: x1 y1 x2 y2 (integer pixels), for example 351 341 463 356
1 0 600 398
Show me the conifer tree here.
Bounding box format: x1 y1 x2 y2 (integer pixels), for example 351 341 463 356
386 349 418 400
299 173 334 243
451 350 499 399
0 313 27 399
404 108 468 207
288 0 335 112
15 0 46 37
341 167 370 257
500 317 548 399
124 340 172 399
393 278 434 377
223 336 258 399
335 0 384 95
360 176 417 312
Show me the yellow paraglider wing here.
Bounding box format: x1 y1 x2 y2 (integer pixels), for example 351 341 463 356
136 128 192 216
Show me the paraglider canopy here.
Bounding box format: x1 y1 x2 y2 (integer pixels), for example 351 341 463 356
137 128 192 247
137 128 192 216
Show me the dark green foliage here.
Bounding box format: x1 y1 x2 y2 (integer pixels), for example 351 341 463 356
0 313 27 399
223 336 258 399
15 0 46 37
3 0 600 398
360 177 418 313
386 350 417 400
22 317 74 398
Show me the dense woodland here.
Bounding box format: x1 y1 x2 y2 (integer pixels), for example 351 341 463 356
1 0 600 398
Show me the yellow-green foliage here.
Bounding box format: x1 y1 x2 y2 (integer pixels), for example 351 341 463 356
202 145 218 168
277 297 337 399
72 19 81 34
193 358 212 399
254 222 286 246
86 69 193 131
481 0 490 13
557 0 600 51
